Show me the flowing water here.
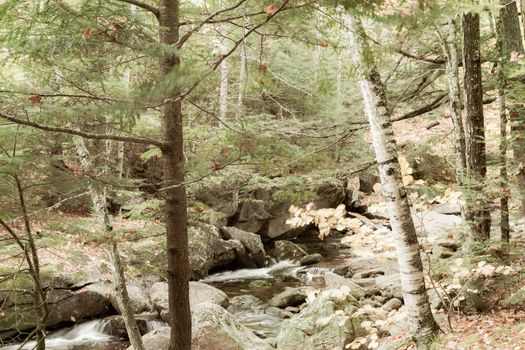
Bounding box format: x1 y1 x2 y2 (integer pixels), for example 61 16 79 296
0 318 166 350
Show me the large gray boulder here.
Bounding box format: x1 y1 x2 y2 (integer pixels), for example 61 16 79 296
221 226 267 267
150 281 229 322
0 283 112 339
110 284 151 314
192 302 273 350
276 289 365 350
322 272 366 300
375 273 403 299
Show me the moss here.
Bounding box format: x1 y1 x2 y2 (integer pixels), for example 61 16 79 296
502 289 525 308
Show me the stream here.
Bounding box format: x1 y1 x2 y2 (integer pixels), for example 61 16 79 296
1 233 354 349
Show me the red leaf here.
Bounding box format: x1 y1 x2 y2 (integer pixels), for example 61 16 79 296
28 95 42 104
265 4 278 15
82 28 92 40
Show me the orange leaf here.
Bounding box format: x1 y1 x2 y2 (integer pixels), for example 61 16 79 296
28 95 42 104
319 40 329 48
265 4 278 15
82 28 92 40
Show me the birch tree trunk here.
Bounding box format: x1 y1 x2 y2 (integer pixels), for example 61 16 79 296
73 136 145 350
496 9 510 242
462 12 491 241
236 16 247 119
219 56 228 127
158 1 192 349
345 14 438 348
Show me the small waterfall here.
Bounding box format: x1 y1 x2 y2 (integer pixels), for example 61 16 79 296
1 320 113 350
201 260 298 283
144 319 167 333
302 267 332 284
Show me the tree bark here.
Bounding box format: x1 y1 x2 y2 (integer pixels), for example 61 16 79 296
219 52 229 127
444 18 468 205
496 9 510 242
501 0 525 218
345 13 438 348
236 16 247 119
158 1 192 349
73 136 145 350
462 12 491 241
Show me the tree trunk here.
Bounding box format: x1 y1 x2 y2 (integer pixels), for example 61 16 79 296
444 18 468 202
219 54 228 127
496 9 510 242
501 0 525 218
236 16 247 119
158 1 192 349
462 12 491 241
73 136 145 350
345 14 438 348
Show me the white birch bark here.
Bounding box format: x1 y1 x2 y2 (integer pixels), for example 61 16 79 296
218 38 229 127
345 14 438 347
236 16 248 119
73 136 145 350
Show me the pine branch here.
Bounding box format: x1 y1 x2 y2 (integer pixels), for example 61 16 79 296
177 0 248 49
114 0 159 18
0 112 166 149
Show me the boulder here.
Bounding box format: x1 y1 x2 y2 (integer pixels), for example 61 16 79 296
375 274 403 299
0 283 112 339
213 239 246 268
347 255 399 276
382 298 403 312
268 288 307 308
221 226 267 268
104 314 165 338
127 326 170 350
276 289 365 350
188 223 222 279
150 281 229 322
300 253 323 266
110 284 151 314
192 302 273 350
273 240 307 260
234 199 272 234
322 272 365 299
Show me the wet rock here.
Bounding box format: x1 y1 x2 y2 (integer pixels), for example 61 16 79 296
150 281 229 322
221 226 267 267
300 253 323 266
323 272 365 299
276 289 365 350
268 288 307 308
192 302 273 350
105 314 165 338
248 279 272 288
382 298 403 312
273 240 308 260
110 284 151 314
332 265 349 276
